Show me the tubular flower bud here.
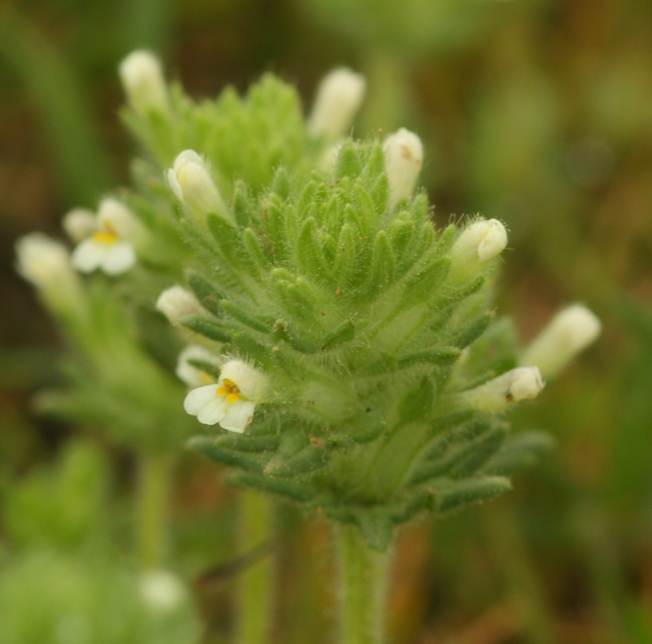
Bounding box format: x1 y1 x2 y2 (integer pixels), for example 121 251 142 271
156 286 204 324
461 367 544 413
167 150 228 221
183 359 268 433
450 218 508 275
308 68 366 140
176 344 222 387
118 50 168 115
139 571 186 611
71 199 137 275
62 208 96 242
383 128 424 207
16 234 83 312
521 304 601 378
16 234 73 289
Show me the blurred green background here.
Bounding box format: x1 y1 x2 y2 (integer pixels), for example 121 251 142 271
2 0 652 642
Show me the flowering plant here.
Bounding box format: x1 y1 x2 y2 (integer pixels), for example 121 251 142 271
16 50 600 642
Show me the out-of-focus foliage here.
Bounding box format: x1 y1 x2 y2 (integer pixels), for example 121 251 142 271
0 552 201 644
300 0 495 57
3 441 110 551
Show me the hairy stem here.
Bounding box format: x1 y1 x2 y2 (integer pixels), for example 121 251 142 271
137 450 172 569
337 525 391 644
235 490 275 644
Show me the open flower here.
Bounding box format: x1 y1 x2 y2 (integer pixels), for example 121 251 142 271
183 359 268 432
71 199 137 275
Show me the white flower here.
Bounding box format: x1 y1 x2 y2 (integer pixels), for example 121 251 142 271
156 286 203 324
183 359 268 432
139 570 186 612
521 304 601 378
167 149 228 221
461 367 544 413
383 128 424 207
71 199 138 275
62 208 96 242
308 68 366 140
176 345 222 387
119 50 168 115
16 234 83 312
450 218 508 274
16 234 71 287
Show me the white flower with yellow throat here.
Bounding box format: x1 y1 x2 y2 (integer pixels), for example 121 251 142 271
183 359 268 433
71 198 138 275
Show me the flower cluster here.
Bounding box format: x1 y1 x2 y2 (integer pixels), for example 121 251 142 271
16 50 601 548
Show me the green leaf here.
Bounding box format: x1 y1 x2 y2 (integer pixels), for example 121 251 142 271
433 476 512 513
321 320 356 351
397 377 435 425
227 472 313 502
186 271 223 316
264 445 328 477
182 316 231 343
188 436 264 473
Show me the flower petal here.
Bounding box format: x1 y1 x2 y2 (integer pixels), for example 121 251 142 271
183 385 217 415
71 239 104 273
197 397 228 425
219 400 255 433
102 242 135 275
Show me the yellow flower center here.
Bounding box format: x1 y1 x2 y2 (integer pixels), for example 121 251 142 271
216 378 240 404
92 226 118 245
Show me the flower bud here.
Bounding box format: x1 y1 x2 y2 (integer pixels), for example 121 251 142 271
384 128 423 207
450 219 508 276
308 68 366 140
176 344 221 387
167 150 228 221
461 367 544 413
156 285 204 324
118 50 168 115
521 304 601 378
62 208 96 242
16 233 83 312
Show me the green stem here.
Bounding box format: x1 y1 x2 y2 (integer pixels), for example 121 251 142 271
235 490 275 644
137 450 172 569
337 525 391 644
